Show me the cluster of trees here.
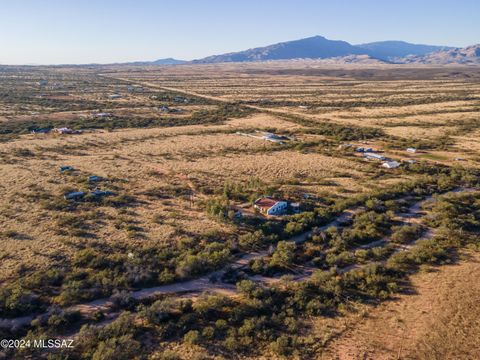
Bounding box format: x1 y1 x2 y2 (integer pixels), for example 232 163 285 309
52 264 400 359
205 197 236 222
387 194 480 274
0 233 234 316
151 92 210 105
247 241 298 275
222 178 277 203
388 134 453 151
241 93 477 111
390 224 424 244
0 102 255 136
0 286 41 318
189 104 254 124
278 113 384 141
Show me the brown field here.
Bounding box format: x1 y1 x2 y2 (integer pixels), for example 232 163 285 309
1 62 480 359
319 251 480 360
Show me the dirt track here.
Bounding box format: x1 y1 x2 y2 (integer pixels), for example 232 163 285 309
0 191 455 330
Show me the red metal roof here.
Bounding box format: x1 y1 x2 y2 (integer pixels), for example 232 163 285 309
254 197 278 209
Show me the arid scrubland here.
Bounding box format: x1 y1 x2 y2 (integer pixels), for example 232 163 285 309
1 62 480 359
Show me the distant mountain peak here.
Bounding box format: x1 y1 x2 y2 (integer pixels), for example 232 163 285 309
191 35 458 64
126 36 476 66
193 35 370 63
151 58 186 65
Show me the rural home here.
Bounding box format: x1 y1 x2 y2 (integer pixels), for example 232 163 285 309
53 127 81 135
382 161 400 169
254 197 288 216
364 153 386 161
262 133 286 144
406 147 417 153
174 96 189 103
31 128 51 134
356 147 373 153
127 85 144 92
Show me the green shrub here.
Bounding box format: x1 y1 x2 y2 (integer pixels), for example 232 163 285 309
183 330 201 345
390 224 423 244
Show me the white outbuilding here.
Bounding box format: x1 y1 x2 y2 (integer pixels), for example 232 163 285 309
382 161 400 169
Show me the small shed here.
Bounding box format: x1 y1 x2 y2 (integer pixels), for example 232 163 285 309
92 112 112 118
64 191 85 200
364 153 386 161
90 190 115 198
60 166 74 173
382 161 400 169
31 128 51 134
88 175 102 182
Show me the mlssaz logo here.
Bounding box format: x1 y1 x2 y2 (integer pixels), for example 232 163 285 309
33 339 74 348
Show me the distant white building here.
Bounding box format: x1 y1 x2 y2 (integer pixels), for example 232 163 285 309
262 133 285 144
109 94 122 100
406 147 417 153
127 85 143 93
364 153 386 161
254 197 288 216
382 161 400 169
53 127 81 135
92 112 112 118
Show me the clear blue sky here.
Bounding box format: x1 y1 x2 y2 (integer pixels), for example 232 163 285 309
1 0 478 64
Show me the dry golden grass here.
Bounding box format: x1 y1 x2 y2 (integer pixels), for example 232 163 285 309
0 113 353 281
172 150 363 181
318 252 480 360
3 64 480 285
112 63 480 147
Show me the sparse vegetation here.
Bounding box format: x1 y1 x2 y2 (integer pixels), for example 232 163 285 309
1 64 480 359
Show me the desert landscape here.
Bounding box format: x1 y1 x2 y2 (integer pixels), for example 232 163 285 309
0 60 479 359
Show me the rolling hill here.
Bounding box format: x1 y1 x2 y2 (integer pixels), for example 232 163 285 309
357 40 451 61
401 44 480 64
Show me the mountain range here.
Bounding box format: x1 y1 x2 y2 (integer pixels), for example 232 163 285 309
148 36 479 65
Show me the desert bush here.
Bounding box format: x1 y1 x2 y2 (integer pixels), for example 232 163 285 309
390 224 423 244
0 286 42 317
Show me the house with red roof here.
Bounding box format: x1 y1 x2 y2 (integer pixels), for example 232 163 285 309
254 197 288 216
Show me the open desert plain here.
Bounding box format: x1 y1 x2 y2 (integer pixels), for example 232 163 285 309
1 62 480 359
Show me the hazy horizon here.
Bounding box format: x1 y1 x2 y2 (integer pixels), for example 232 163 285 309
1 0 478 65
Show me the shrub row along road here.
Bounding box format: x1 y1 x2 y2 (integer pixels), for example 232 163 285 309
2 190 467 330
